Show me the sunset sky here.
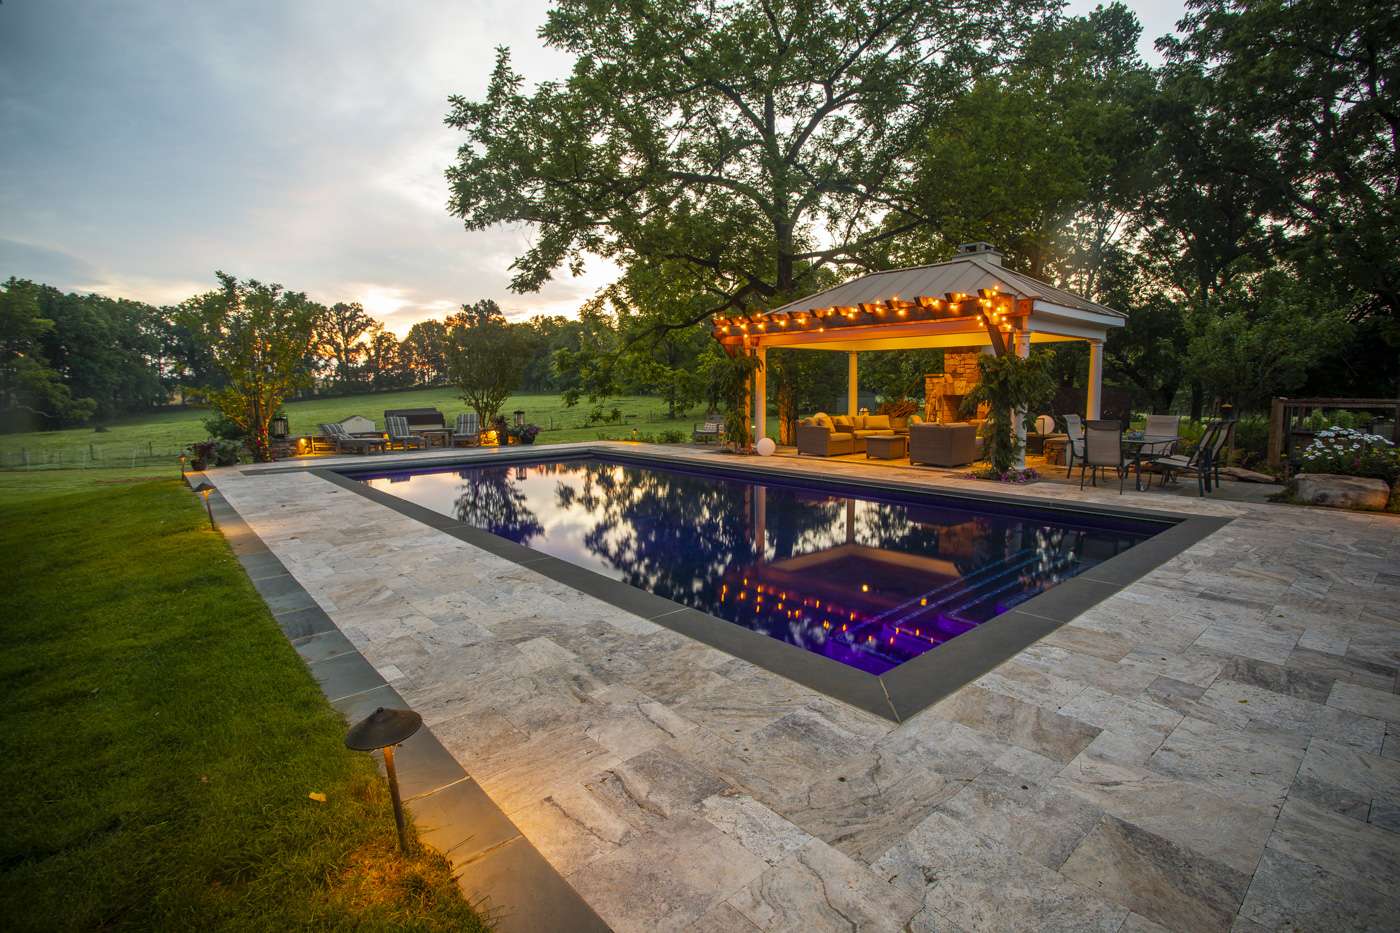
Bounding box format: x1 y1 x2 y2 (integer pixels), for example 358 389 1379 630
0 0 1185 335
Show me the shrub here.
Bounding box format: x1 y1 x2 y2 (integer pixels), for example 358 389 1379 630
187 438 243 468
1302 409 1369 431
1299 428 1399 484
1231 415 1270 467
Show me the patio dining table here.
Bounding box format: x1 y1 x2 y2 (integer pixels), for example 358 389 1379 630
1120 433 1179 491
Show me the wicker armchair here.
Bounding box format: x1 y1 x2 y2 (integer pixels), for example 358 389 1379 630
909 422 979 467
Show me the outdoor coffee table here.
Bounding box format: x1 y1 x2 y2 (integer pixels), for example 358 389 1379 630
419 429 453 448
866 435 908 460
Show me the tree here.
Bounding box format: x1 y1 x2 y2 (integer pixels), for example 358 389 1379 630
1166 0 1400 340
898 3 1157 286
446 0 1055 342
318 301 375 390
1186 270 1350 411
363 323 406 390
769 349 845 444
401 319 449 385
699 346 761 451
857 349 945 404
177 273 326 461
31 287 165 420
0 278 96 430
446 303 529 427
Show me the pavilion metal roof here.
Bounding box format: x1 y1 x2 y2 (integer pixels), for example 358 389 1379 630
766 254 1122 320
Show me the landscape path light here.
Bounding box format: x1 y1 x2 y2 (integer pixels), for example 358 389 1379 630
192 481 215 527
345 706 423 856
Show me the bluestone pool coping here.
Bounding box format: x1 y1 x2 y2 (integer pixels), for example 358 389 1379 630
189 472 611 933
245 444 1233 723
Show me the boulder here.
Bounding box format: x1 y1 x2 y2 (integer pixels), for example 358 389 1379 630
1291 473 1392 511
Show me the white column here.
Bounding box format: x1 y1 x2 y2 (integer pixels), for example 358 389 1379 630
753 345 767 443
754 486 767 559
847 352 859 415
1014 331 1031 470
1086 340 1104 420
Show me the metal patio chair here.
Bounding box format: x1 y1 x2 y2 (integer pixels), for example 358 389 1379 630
1151 419 1227 496
1078 420 1129 491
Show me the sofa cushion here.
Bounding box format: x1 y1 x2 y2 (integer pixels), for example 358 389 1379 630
832 415 854 431
853 429 896 438
864 414 891 430
829 431 854 441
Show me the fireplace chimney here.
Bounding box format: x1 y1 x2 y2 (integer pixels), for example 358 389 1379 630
956 242 1002 267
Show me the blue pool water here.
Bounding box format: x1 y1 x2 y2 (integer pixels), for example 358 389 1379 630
356 456 1161 675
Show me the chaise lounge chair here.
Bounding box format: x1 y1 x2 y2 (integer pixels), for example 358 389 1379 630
318 422 385 455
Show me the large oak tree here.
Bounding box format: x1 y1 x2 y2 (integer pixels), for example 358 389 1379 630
446 0 1056 333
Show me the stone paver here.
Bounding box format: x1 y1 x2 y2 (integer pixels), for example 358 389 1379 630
209 443 1400 932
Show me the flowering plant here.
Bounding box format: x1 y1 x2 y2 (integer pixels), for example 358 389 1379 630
508 423 541 443
963 466 1040 484
1300 428 1399 484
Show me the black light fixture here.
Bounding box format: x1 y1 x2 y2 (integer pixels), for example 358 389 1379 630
179 452 187 474
192 481 215 527
345 706 423 855
513 409 525 428
271 414 290 438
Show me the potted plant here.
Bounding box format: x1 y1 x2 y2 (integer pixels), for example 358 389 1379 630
509 423 541 445
187 440 217 471
186 439 243 470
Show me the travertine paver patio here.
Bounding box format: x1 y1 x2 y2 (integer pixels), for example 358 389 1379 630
210 443 1400 932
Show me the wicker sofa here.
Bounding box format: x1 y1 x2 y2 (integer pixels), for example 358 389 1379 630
796 412 922 457
909 422 980 467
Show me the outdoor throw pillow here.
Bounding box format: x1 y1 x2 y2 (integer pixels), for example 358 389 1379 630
864 414 891 430
812 413 833 429
832 415 854 431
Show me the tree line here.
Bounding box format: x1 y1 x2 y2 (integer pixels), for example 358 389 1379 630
0 278 613 433
445 0 1400 422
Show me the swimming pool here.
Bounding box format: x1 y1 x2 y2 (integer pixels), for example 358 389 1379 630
351 455 1163 677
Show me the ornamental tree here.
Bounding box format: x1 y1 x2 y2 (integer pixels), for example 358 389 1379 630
960 351 1054 475
445 302 530 428
177 272 326 462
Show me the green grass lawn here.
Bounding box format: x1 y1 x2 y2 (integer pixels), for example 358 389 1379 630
0 480 488 931
0 386 701 467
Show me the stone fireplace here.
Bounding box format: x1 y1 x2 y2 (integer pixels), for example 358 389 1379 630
924 349 989 423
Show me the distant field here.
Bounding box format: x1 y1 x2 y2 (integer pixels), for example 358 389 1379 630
0 387 704 470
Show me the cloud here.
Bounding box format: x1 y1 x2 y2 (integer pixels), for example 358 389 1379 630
0 0 1184 327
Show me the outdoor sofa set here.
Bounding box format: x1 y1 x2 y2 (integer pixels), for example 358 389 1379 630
797 413 984 467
